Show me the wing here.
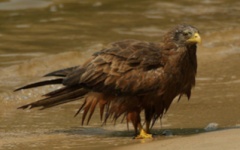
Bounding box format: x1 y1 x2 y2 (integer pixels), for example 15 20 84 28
44 66 79 77
63 39 166 95
14 66 79 91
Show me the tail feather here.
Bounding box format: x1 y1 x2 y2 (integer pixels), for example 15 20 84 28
40 96 84 110
15 66 80 92
14 78 63 92
43 86 82 97
18 88 88 110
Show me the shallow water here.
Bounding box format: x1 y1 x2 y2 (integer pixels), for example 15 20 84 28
0 0 240 149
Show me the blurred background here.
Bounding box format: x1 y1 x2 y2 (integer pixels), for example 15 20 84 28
0 0 239 149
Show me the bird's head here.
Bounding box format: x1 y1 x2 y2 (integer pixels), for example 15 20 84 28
168 24 201 46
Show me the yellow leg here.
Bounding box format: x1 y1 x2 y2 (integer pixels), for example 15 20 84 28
135 124 152 139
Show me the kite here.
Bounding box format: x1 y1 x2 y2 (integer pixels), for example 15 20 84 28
15 24 201 139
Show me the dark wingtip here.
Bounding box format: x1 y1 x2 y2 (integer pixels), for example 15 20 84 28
17 104 32 109
43 66 79 77
43 72 58 77
14 88 21 92
14 78 63 93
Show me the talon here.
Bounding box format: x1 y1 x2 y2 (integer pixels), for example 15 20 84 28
135 129 153 139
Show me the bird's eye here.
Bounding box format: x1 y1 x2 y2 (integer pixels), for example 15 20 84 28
183 31 192 36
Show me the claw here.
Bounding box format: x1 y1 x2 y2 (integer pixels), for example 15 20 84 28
135 129 153 139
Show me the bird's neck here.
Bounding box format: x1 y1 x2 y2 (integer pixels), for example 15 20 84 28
186 44 197 73
179 44 198 87
165 43 198 83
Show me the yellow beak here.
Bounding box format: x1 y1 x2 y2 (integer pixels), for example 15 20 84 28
187 33 201 44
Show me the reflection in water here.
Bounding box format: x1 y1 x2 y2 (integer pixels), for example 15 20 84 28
0 0 240 149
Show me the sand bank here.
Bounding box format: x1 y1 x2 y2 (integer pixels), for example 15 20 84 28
115 128 240 150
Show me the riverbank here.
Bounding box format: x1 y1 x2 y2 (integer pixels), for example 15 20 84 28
115 128 240 150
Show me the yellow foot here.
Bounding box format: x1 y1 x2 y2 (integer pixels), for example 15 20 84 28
135 129 153 139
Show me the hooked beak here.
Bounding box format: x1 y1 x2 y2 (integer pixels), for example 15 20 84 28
187 33 201 44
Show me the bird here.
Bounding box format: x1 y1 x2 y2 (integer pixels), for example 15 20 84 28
15 24 201 139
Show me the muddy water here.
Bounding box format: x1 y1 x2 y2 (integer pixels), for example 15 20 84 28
0 0 240 149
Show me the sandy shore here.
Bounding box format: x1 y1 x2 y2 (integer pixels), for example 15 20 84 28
115 128 240 150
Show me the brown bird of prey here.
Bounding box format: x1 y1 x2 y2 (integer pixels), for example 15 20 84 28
15 24 201 139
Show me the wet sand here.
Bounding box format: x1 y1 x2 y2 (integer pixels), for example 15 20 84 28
115 128 240 150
